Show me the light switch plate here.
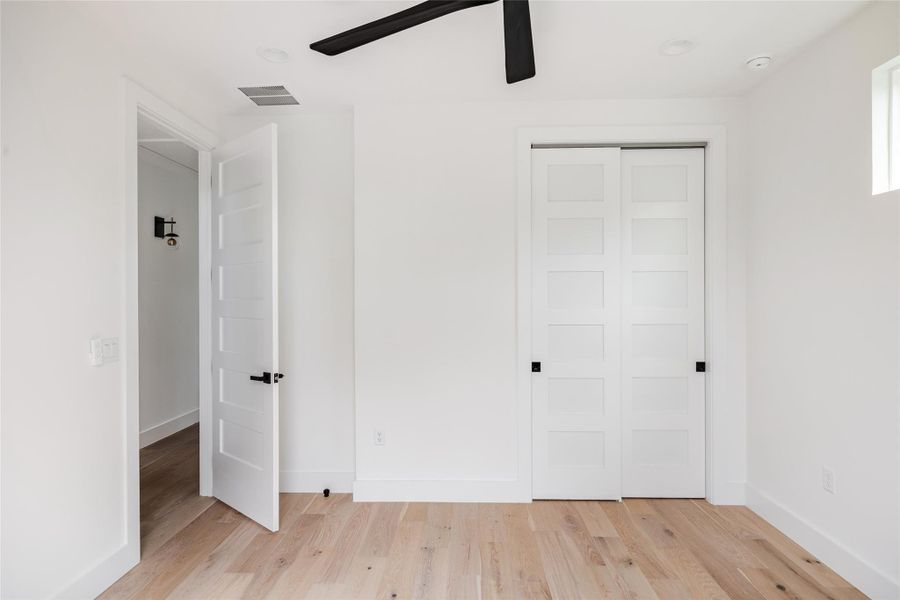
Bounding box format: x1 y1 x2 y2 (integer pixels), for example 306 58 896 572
89 338 103 366
101 338 119 362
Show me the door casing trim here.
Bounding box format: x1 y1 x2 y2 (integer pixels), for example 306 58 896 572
123 78 218 568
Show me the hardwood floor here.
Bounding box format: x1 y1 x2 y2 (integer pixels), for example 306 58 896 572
103 426 867 599
138 424 214 556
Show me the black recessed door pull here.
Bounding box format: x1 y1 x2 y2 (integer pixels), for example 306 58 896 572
532 361 541 373
250 372 272 384
696 361 706 373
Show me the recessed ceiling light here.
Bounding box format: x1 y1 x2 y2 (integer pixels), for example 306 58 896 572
659 39 696 56
746 56 772 70
257 47 291 63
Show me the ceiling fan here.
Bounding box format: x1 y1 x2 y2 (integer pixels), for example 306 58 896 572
310 0 535 84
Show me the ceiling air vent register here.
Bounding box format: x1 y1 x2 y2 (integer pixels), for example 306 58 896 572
238 85 299 106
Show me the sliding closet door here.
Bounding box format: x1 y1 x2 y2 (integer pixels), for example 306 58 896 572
621 148 705 498
531 148 622 500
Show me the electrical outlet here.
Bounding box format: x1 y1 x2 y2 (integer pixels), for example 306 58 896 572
822 467 836 494
374 430 386 446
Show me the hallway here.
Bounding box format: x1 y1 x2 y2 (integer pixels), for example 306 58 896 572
139 424 214 555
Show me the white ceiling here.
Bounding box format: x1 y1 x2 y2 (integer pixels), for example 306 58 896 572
77 0 865 115
138 114 199 171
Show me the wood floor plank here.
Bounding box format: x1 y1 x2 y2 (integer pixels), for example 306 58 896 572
179 572 255 599
100 502 243 600
601 501 677 582
138 424 216 556
320 501 374 584
109 428 869 599
342 556 389 600
742 538 853 600
574 501 620 538
653 541 732 600
593 535 661 599
266 550 329 599
243 512 326 599
358 502 406 558
503 504 551 597
374 518 426 600
648 499 768 599
725 504 860 592
534 531 591 599
166 518 263 599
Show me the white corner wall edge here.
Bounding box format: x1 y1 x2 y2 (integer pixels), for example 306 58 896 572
746 485 900 600
281 471 355 494
139 409 200 448
53 544 137 600
353 480 528 503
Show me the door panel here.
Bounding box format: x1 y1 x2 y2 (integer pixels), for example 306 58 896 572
532 148 622 500
211 124 279 530
621 148 705 498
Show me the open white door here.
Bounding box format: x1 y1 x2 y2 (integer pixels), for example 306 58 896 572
211 124 279 531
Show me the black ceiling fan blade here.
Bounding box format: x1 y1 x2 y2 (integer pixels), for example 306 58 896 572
311 0 499 56
502 0 535 84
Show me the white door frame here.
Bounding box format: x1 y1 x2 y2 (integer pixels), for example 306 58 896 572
516 125 732 504
122 79 218 564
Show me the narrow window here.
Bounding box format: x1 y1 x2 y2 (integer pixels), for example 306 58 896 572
873 55 900 194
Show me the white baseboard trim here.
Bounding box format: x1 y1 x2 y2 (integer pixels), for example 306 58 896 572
746 484 900 600
709 480 746 505
353 479 529 503
280 470 355 493
139 408 199 448
53 542 138 599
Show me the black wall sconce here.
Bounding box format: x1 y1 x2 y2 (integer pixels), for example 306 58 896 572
154 216 180 248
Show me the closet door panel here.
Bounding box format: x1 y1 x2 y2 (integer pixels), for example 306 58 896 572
621 148 705 498
532 148 622 500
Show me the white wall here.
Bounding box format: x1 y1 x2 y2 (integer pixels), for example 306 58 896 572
0 4 220 598
353 98 749 502
745 3 900 598
220 112 356 494
138 148 199 447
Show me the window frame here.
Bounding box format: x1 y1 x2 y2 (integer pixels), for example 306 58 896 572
873 55 900 195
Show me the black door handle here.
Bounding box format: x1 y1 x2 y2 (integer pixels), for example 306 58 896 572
250 372 272 384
